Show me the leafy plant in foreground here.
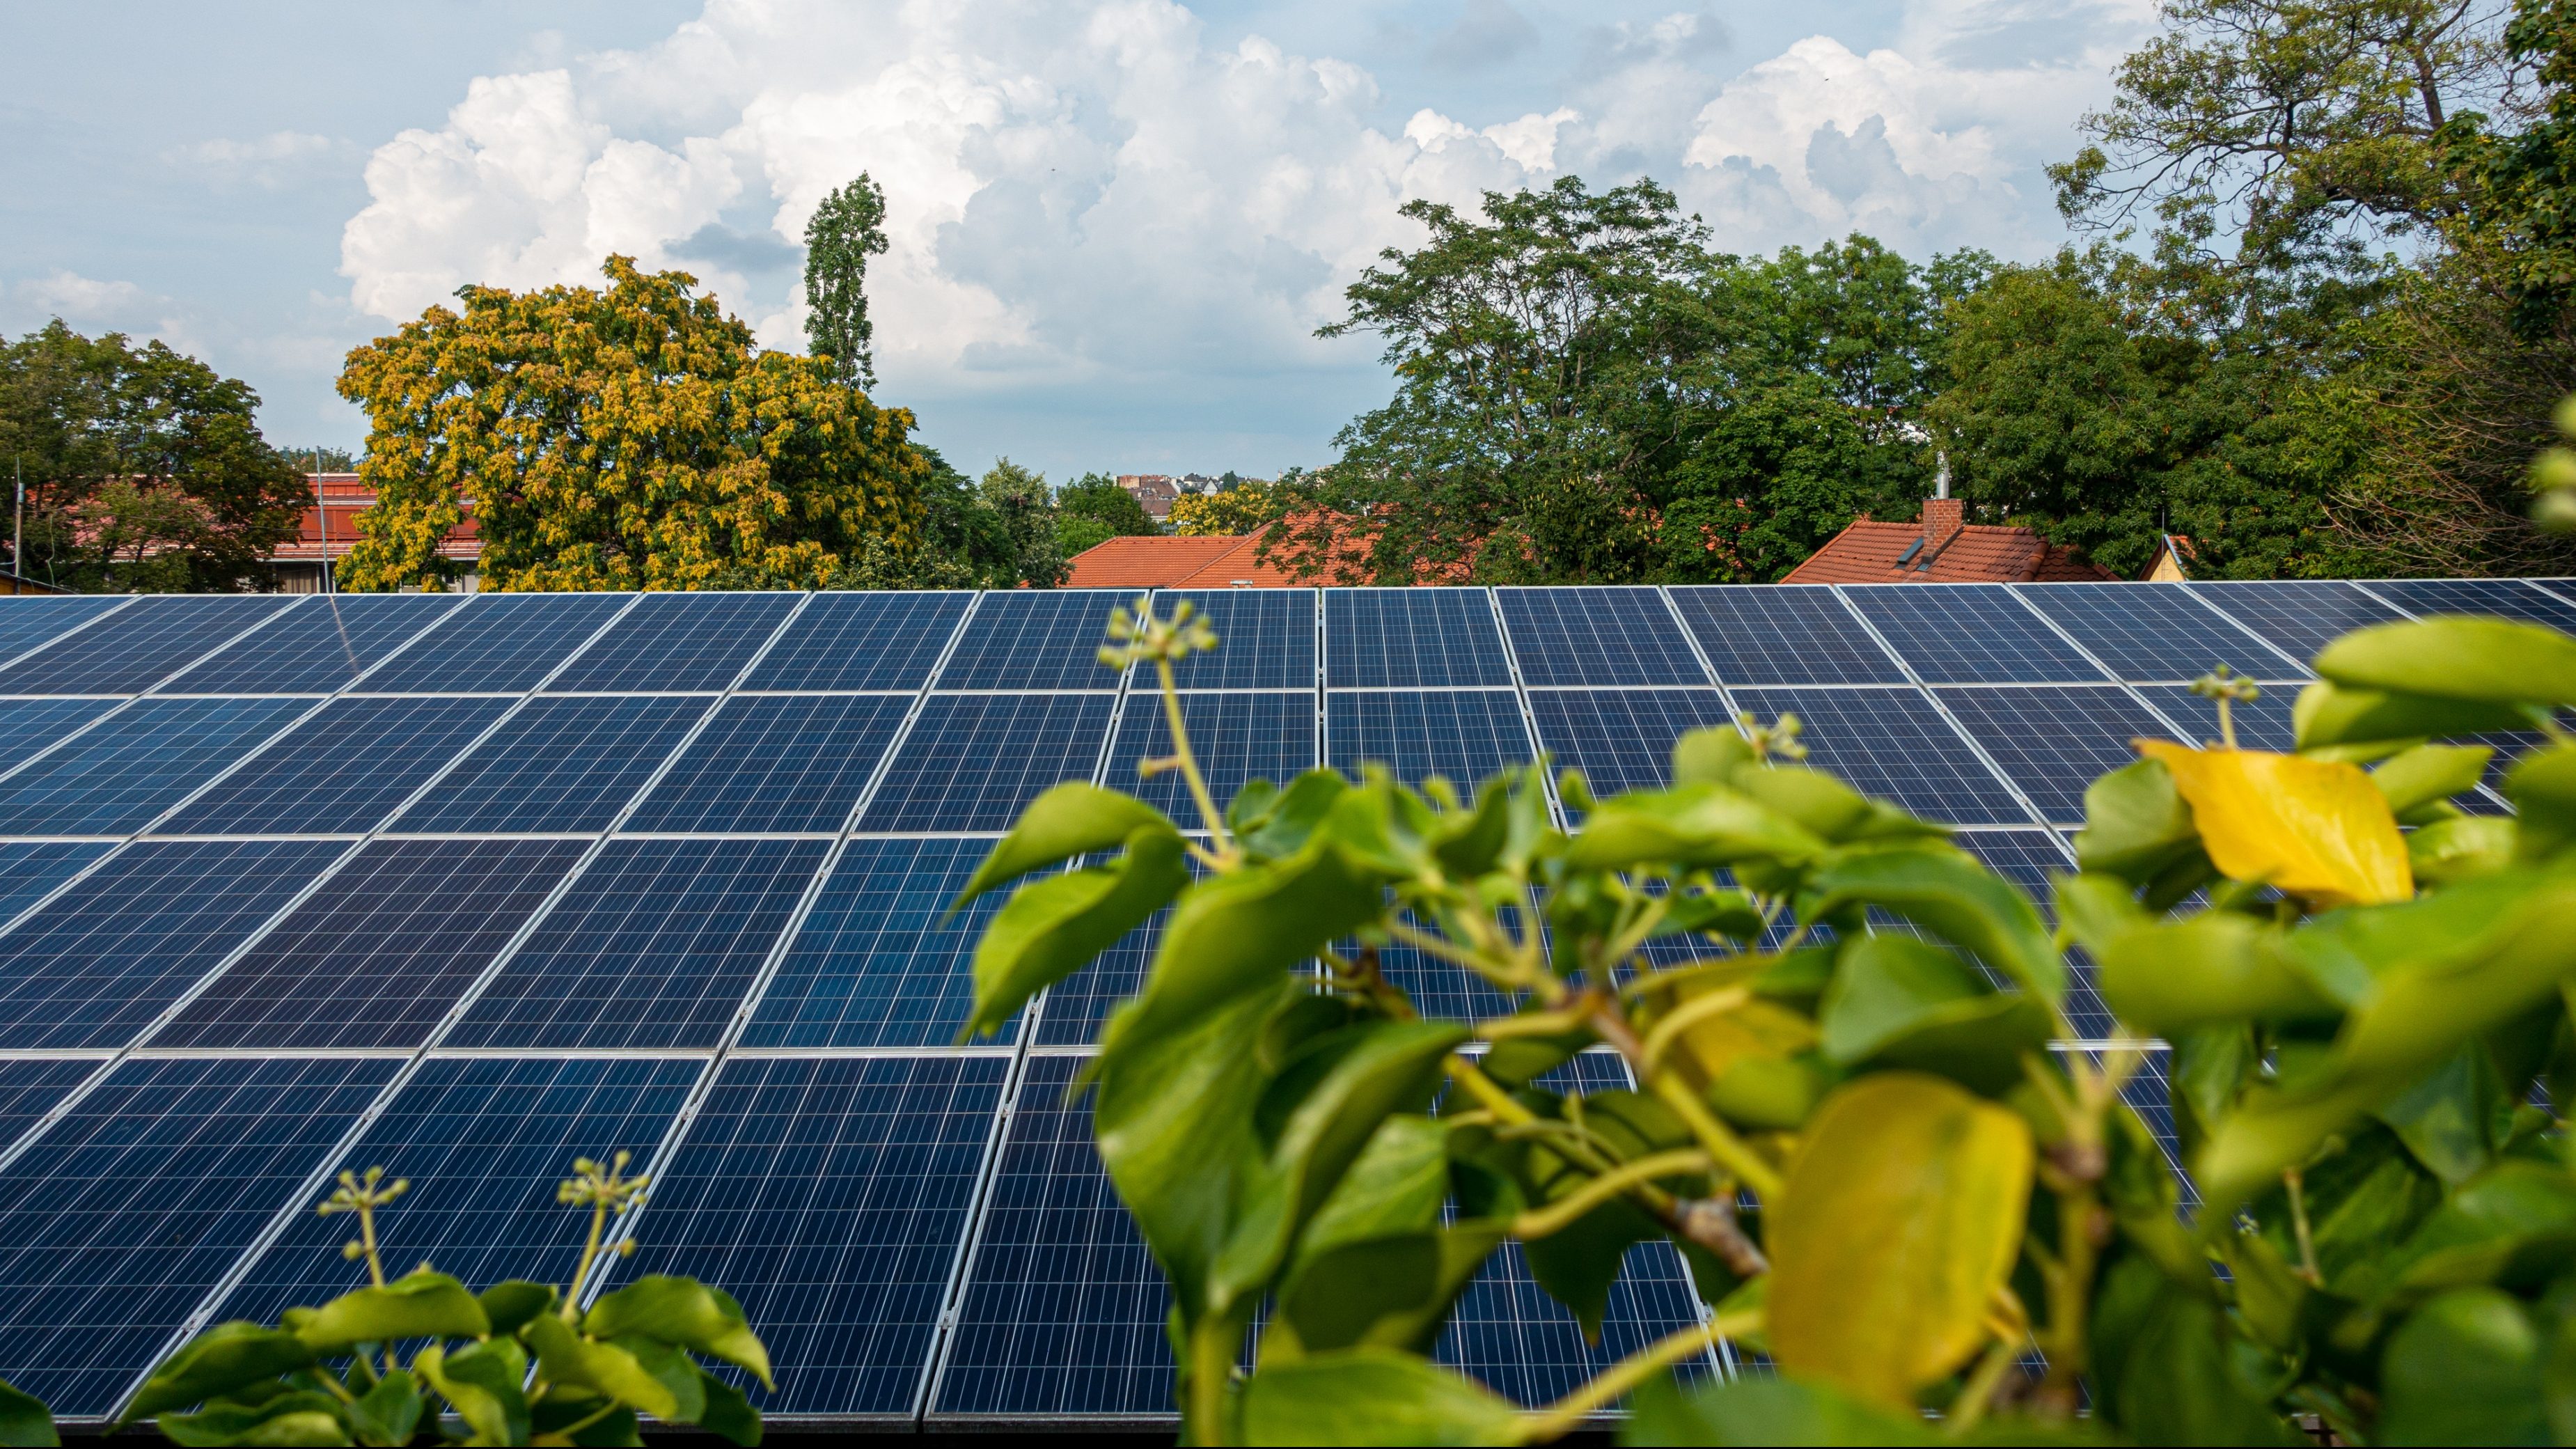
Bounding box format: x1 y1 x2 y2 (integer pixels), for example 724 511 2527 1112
116 1154 769 1446
960 593 2576 1445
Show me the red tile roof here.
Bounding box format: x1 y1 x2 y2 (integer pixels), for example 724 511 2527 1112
1063 529 1323 589
268 473 480 564
1783 499 2114 585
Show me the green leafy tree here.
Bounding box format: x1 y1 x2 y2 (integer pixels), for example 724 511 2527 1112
336 256 927 593
0 321 308 592
802 173 890 389
1171 480 1291 537
979 457 1065 587
1057 471 1161 555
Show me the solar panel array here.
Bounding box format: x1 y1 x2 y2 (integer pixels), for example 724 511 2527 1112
0 577 2561 1425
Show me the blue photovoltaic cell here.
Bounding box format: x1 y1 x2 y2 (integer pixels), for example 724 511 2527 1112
1949 829 2114 1041
857 694 1113 832
0 841 110 928
1843 585 2107 683
353 592 631 694
1326 691 1534 789
0 1055 400 1418
161 593 464 694
622 693 909 834
1667 585 1906 685
1324 589 1514 688
0 696 311 836
746 837 1021 1050
391 694 711 833
1496 588 1707 686
935 1052 1175 1419
447 837 829 1049
740 591 971 691
219 1056 700 1325
0 697 116 773
0 1059 100 1155
2191 580 2404 663
2018 582 2307 683
151 836 590 1050
0 593 294 696
1933 687 2177 826
157 695 514 836
2138 684 2300 753
1032 857 1212 1048
1729 687 2034 824
1106 690 1314 821
1440 1052 1717 1404
0 838 348 1050
545 589 801 692
2107 1047 2193 1207
2368 577 2576 632
1374 927 1519 1025
1526 689 1733 810
0 597 125 666
936 590 1130 690
608 1055 1007 1418
1155 589 1315 689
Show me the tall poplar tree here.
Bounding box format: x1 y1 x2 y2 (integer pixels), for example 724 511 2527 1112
803 173 890 389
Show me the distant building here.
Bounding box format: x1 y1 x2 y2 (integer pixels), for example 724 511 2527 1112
1115 474 1181 522
1784 497 2115 584
267 473 480 592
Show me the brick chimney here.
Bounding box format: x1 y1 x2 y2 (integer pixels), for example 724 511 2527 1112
1921 496 1964 554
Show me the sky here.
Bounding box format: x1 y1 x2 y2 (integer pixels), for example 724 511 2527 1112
0 0 2156 484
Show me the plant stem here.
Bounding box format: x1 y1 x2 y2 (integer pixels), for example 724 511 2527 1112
1516 1309 1761 1442
1511 1151 1713 1239
2285 1168 2323 1285
564 1202 606 1322
1637 987 1752 1073
1158 657 1237 865
1589 1004 1784 1201
357 1199 386 1289
1187 1316 1234 1446
1946 1333 2025 1437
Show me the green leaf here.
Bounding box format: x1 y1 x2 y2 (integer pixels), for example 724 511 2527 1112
1624 1372 1935 1446
1477 1026 1592 1088
1816 934 2050 1095
2378 1289 2552 1446
951 781 1179 909
1296 1115 1452 1254
411 1338 528 1448
691 1370 760 1448
2375 1043 2510 1186
586 1276 774 1388
520 1317 702 1424
0 1379 52 1449
1560 782 1827 872
2410 814 2518 884
345 1371 421 1449
288 1269 488 1353
2316 616 2576 707
1671 724 1755 788
1428 776 1514 879
125 1323 319 1423
962 825 1188 1041
1239 1349 1520 1447
476 1280 557 1336
1269 1225 1507 1360
1766 1072 2034 1407
158 1392 351 1447
1733 766 1943 845
2371 743 2497 816
2373 1161 2576 1299
2072 758 2202 884
1805 844 2061 1004
2508 744 2576 860
1232 770 1351 861
2095 911 2334 1037
528 1391 638 1448
2086 1253 2300 1446
2292 678 2535 752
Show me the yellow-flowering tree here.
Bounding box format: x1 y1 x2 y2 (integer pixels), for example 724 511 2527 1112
335 256 928 592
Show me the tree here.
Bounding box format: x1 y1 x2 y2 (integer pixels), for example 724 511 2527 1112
1057 472 1159 540
277 445 359 471
336 256 927 592
0 321 307 592
803 173 890 389
978 457 1065 587
1170 479 1289 536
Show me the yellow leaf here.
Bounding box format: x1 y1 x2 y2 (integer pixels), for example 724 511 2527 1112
2135 741 2412 906
1766 1072 2034 1407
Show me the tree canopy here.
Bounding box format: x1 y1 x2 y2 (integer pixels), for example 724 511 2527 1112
1055 471 1159 558
803 173 890 390
336 256 928 592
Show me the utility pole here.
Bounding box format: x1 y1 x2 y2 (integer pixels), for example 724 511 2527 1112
315 449 333 595
11 457 21 582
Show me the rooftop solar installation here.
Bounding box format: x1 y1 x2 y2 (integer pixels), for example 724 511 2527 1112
0 578 2547 1427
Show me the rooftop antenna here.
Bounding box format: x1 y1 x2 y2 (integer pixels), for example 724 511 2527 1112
1934 449 1950 501
12 456 21 582
315 450 333 595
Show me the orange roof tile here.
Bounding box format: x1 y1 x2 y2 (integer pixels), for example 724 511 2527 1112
1062 534 1262 588
1783 501 2115 585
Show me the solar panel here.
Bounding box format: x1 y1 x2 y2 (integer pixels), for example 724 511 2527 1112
1667 585 1906 684
0 1058 100 1154
1931 687 2176 827
1728 687 2034 824
2366 577 2576 632
1371 934 1520 1025
0 838 348 1050
1105 690 1316 822
0 595 125 667
1030 861 1209 1049
446 837 831 1049
156 695 514 836
608 1054 1007 1418
0 698 116 774
938 592 1131 691
390 694 712 833
741 591 972 692
1325 589 1514 688
161 593 464 695
218 1056 701 1324
746 837 1023 1050
0 594 295 696
1947 830 2114 1041
150 836 592 1051
932 1051 1176 1420
2017 583 2307 683
1495 588 1707 686
0 840 109 928
2190 581 2403 663
0 696 313 836
857 694 1115 833
2137 684 2300 753
1155 589 1315 690
1525 689 1732 810
352 593 631 694
0 1055 402 1418
1842 585 2108 683
545 590 802 693
624 694 910 834
1326 691 1534 790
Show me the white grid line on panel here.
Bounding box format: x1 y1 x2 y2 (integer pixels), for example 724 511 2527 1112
0 595 141 675
1484 589 1566 831
1823 588 2055 831
166 590 480 696
1995 590 2196 867
2527 578 2576 611
2165 586 2323 680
